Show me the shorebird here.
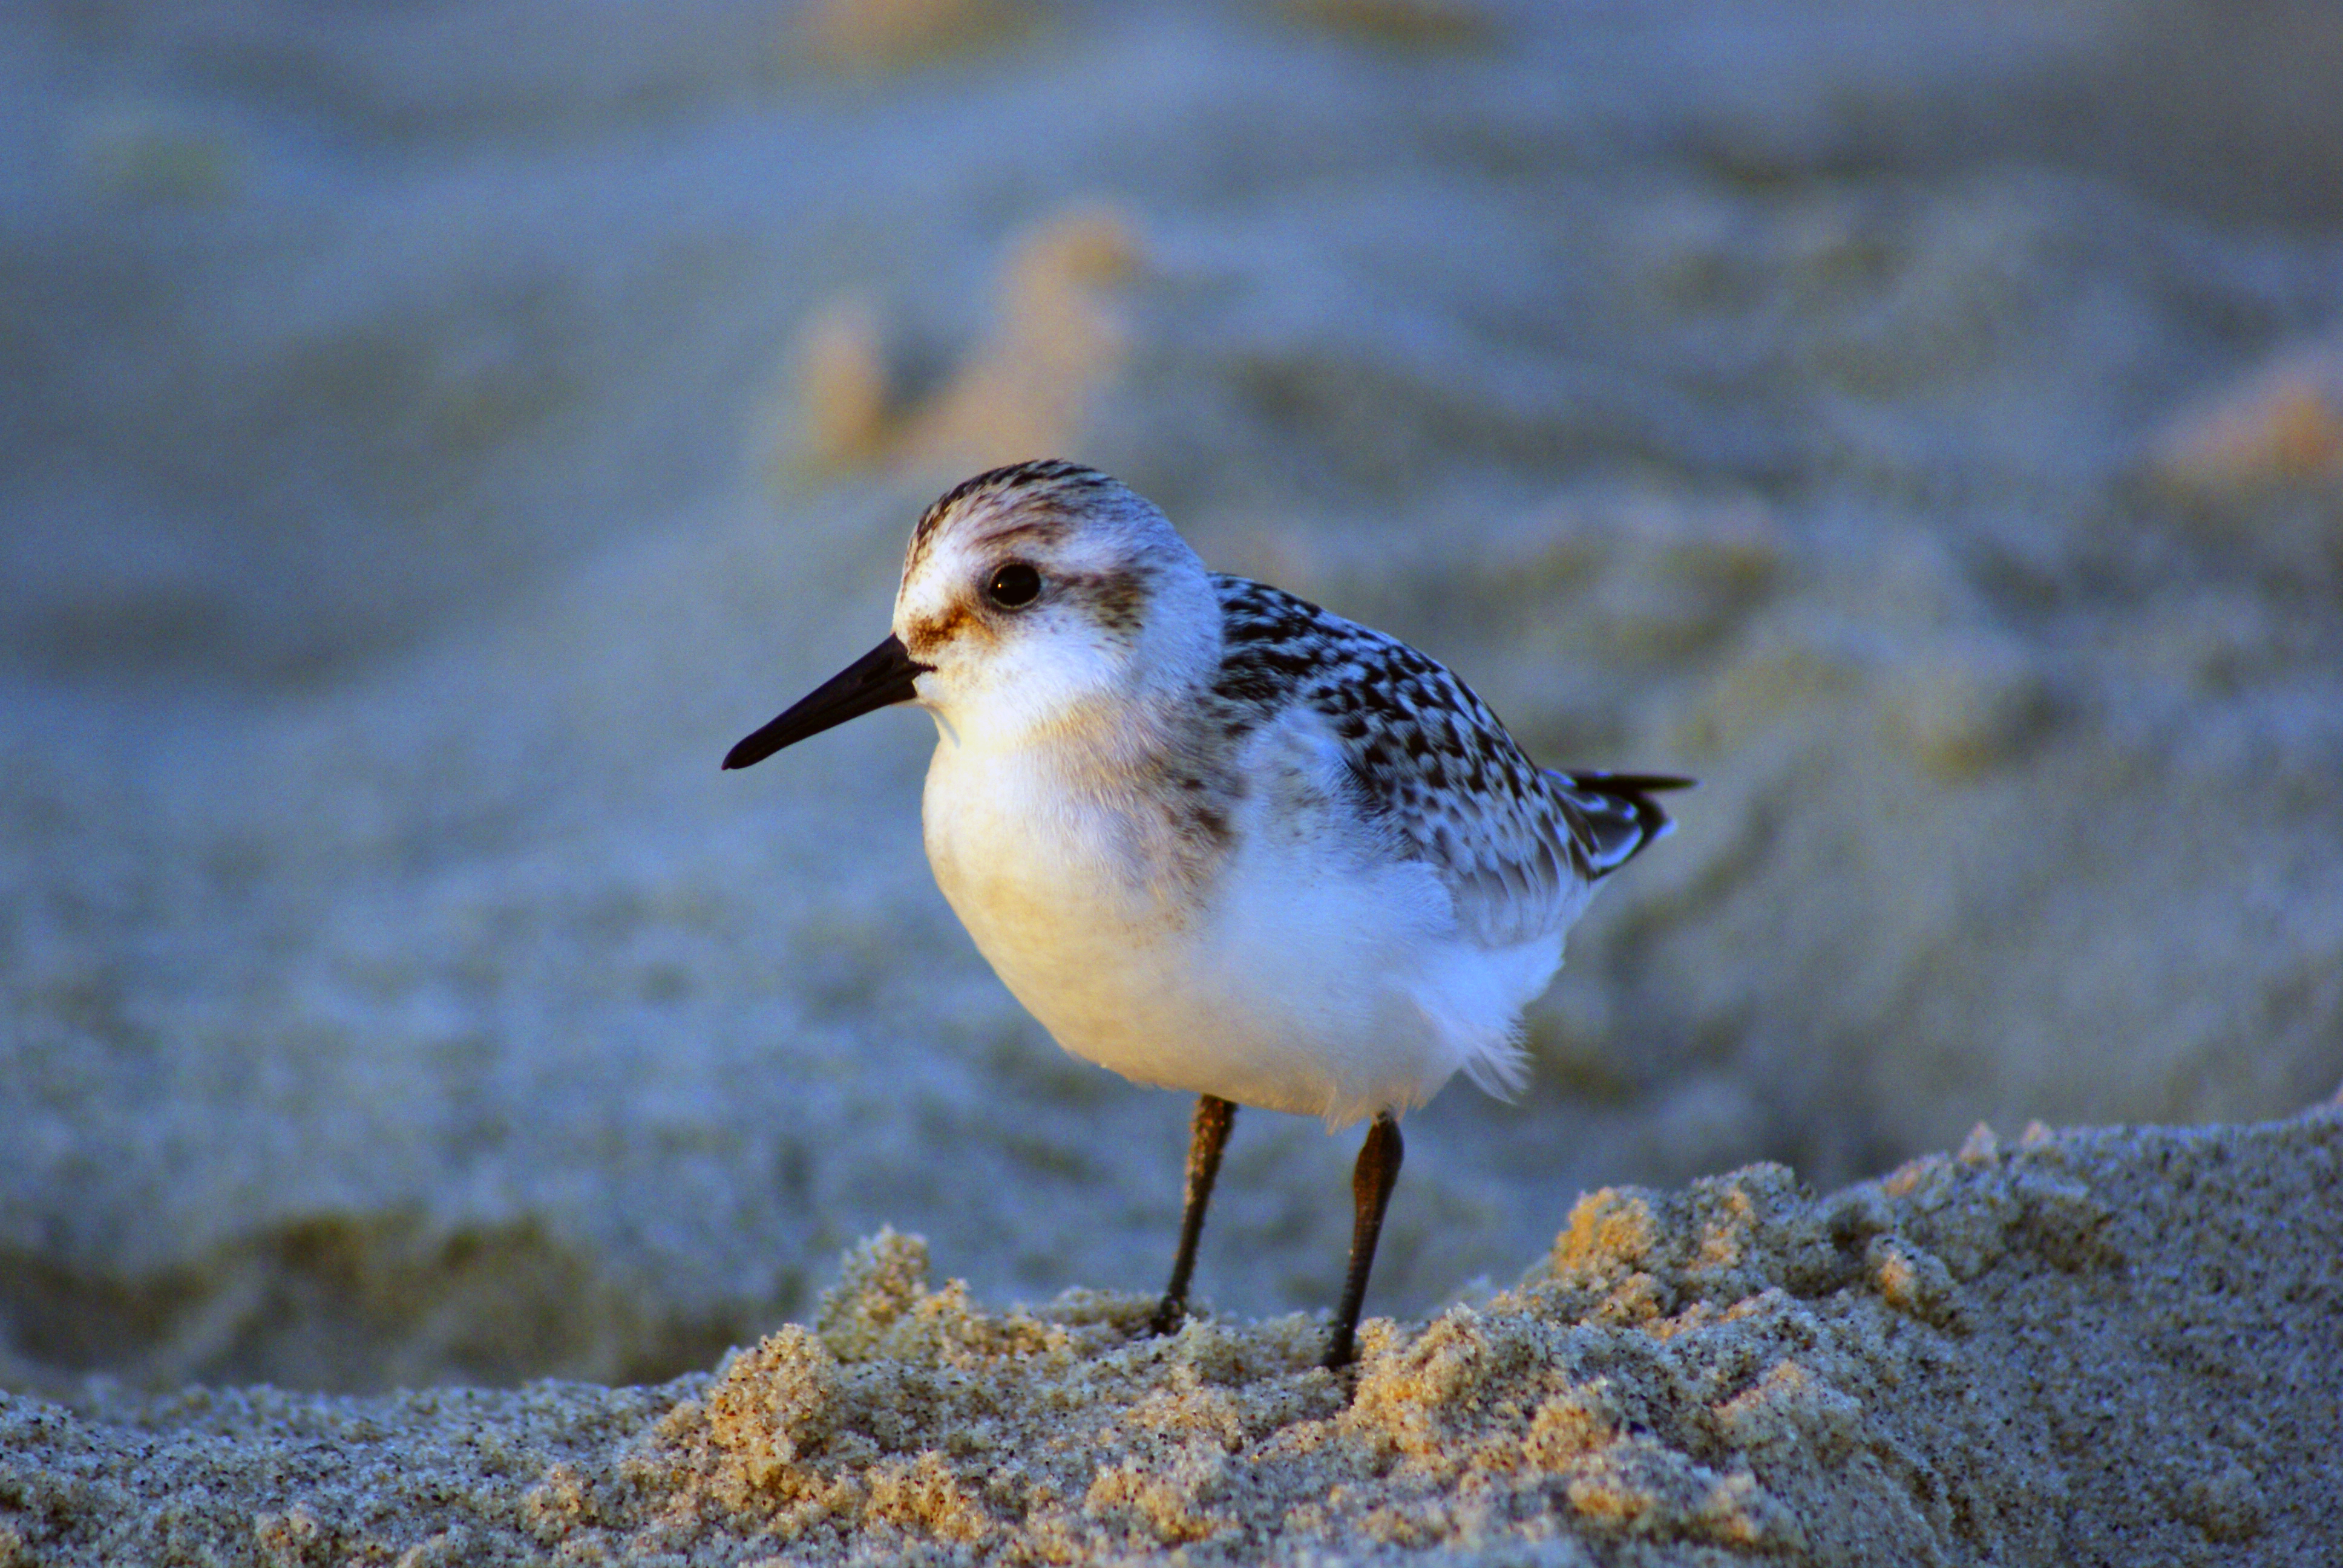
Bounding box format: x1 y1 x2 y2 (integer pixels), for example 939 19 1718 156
725 460 1688 1367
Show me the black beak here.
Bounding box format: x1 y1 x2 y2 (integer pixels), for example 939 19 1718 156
723 634 929 771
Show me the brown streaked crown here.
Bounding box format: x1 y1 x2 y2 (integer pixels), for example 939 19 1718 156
902 459 1127 579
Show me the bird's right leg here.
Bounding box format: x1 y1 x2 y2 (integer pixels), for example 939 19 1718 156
1322 1110 1403 1369
1150 1094 1237 1336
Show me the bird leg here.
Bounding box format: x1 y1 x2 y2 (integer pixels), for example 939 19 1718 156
1323 1111 1404 1369
1150 1094 1237 1336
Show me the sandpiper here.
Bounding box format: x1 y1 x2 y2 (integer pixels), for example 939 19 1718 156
726 460 1688 1367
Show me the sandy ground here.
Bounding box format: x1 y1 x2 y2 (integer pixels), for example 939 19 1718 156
5 1106 2337 1565
4 4 2343 1556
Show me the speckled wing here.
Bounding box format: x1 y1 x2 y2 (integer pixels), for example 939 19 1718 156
1208 577 1680 949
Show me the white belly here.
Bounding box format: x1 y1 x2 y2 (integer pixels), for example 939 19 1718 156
919 730 1561 1125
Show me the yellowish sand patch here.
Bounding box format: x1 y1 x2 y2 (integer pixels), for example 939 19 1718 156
3 1108 2335 1565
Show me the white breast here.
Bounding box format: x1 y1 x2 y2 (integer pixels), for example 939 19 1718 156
919 712 1565 1125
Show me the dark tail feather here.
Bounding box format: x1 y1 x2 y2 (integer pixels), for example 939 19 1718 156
1564 770 1697 795
1548 769 1696 876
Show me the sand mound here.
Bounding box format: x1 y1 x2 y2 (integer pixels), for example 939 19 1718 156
5 1106 2333 1566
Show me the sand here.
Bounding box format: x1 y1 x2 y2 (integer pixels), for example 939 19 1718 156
5 1106 2336 1565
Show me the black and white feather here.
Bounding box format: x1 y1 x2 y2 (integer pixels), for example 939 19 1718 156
1202 577 1686 950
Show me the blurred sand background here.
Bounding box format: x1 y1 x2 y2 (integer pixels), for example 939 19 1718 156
3 0 2341 1441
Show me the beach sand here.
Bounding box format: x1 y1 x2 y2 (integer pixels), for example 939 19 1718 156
7 1105 2335 1565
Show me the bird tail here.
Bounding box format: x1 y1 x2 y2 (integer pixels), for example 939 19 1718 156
1547 769 1695 877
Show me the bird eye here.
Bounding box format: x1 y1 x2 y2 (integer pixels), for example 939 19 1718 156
985 562 1042 609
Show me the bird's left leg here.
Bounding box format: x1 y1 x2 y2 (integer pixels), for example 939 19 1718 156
1323 1110 1403 1369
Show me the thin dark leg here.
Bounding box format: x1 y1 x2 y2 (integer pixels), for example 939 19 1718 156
1323 1111 1404 1370
1150 1094 1237 1336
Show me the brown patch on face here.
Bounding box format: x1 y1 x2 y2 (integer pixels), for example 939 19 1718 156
1054 566 1152 642
902 601 986 659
